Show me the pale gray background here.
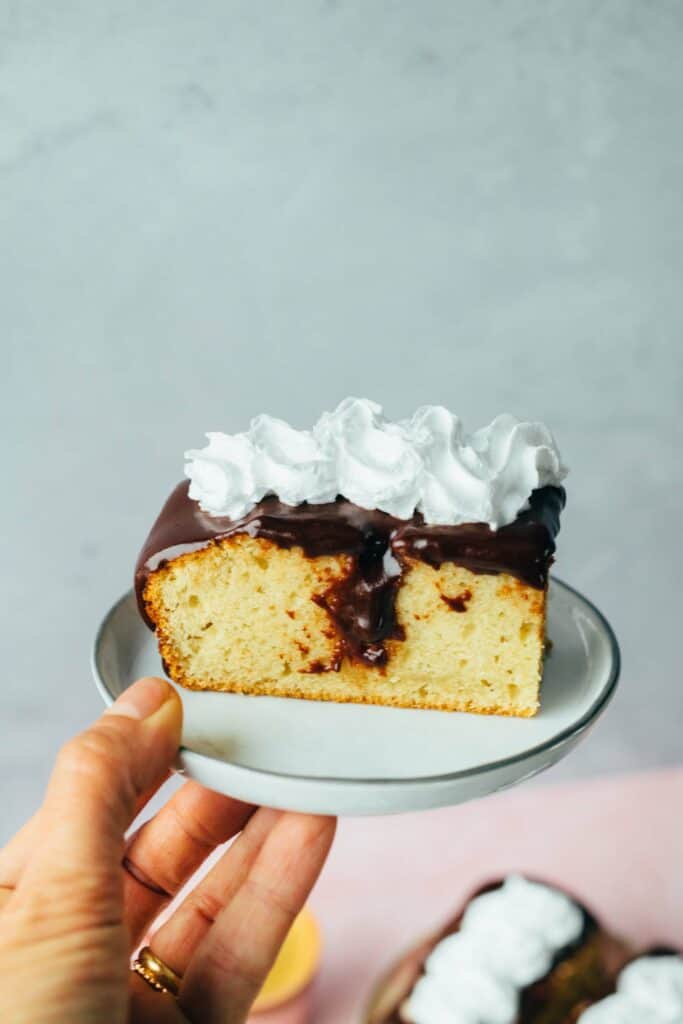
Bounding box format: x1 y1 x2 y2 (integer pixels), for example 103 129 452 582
2 1 682 841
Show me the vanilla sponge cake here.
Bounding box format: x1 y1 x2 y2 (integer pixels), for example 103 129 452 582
135 399 567 717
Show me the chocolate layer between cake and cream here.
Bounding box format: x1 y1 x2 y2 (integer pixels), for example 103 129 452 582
135 484 564 668
135 400 567 715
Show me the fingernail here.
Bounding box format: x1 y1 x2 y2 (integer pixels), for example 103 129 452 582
107 677 171 721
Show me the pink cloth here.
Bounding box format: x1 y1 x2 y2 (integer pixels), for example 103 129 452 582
309 769 683 1024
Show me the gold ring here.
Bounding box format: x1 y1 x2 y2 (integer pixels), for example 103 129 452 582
131 946 182 997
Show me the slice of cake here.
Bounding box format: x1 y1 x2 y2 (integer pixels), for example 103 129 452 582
364 875 624 1024
571 949 683 1022
135 399 566 717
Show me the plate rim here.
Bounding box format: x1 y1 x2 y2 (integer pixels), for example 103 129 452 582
91 577 620 789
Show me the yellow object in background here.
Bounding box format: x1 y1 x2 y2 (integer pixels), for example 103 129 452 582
251 907 321 1015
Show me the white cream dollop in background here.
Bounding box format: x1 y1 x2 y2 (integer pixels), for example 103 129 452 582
401 876 584 1024
185 398 566 527
579 956 683 1024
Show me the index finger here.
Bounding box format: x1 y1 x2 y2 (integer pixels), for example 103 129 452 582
124 781 253 947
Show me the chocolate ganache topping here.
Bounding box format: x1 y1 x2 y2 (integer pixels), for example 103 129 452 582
135 482 564 668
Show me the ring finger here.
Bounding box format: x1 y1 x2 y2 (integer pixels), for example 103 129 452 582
146 809 336 1024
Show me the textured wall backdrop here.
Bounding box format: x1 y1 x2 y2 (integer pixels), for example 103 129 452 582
2 1 682 839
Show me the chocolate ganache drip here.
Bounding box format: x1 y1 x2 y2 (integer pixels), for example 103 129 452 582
135 482 565 668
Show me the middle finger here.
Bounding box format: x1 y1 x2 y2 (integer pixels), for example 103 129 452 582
142 806 283 977
124 781 253 947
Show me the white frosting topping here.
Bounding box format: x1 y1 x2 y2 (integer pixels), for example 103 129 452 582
315 398 423 520
401 876 584 1024
184 398 566 527
250 415 336 508
185 431 259 521
579 956 683 1024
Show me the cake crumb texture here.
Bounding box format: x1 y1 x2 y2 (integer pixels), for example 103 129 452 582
142 535 547 717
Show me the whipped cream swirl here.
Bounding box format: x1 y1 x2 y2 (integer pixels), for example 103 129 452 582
315 399 423 520
185 432 258 521
401 876 584 1024
185 399 566 527
579 956 683 1024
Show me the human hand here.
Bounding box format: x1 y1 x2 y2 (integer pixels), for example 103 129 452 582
0 677 336 1023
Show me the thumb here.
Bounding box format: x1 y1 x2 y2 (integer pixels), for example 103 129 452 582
16 678 182 923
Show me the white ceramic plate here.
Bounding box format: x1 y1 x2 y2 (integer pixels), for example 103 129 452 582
92 579 619 816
